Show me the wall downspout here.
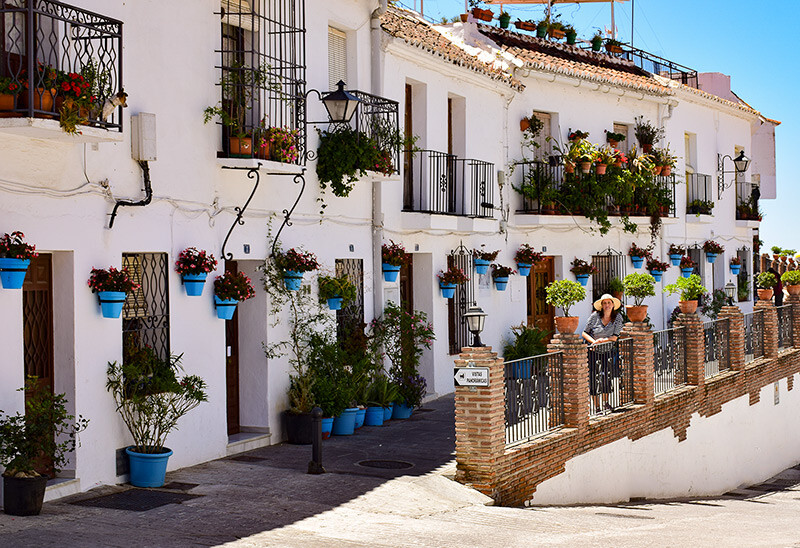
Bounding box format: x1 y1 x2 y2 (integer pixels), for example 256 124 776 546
371 0 388 322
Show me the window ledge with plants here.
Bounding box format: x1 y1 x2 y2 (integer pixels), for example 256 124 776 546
215 156 305 174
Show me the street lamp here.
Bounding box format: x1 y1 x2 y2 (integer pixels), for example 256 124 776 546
717 150 751 200
464 305 487 347
724 281 736 306
321 80 360 124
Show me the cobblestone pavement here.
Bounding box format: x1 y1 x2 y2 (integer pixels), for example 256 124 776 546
2 395 800 548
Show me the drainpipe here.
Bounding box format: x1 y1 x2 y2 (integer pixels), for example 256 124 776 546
371 0 388 322
108 161 152 229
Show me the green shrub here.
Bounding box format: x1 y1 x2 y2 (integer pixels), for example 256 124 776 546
318 274 357 305
663 274 707 301
545 279 586 317
502 324 549 360
623 272 656 306
781 270 800 285
756 271 777 289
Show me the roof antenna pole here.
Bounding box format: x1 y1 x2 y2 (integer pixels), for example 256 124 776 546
630 0 635 48
611 0 616 40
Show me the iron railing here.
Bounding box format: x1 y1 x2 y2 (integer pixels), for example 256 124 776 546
349 90 400 174
777 304 793 351
578 41 698 88
704 318 730 378
0 0 124 130
504 351 564 446
588 338 634 417
687 173 713 214
653 327 686 395
404 149 494 218
744 309 765 363
122 253 169 362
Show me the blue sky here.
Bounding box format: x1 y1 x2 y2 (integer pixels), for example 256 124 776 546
394 0 797 252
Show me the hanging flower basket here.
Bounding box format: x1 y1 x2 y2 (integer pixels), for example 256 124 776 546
175 247 217 297
98 291 127 318
283 270 304 291
474 258 490 275
516 262 532 277
440 283 456 299
494 276 510 291
0 258 31 289
214 295 238 320
88 267 138 319
0 231 37 289
213 270 255 319
274 248 319 291
381 241 407 282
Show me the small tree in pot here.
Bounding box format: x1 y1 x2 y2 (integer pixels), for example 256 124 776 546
664 274 707 314
545 279 586 333
623 272 655 322
756 271 777 301
781 270 800 296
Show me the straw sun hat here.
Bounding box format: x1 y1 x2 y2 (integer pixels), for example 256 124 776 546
593 293 621 311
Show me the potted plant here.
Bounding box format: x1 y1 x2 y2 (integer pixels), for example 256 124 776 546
668 243 685 266
56 70 96 135
563 24 577 45
664 274 707 314
498 11 511 28
687 199 714 215
547 19 565 40
256 120 301 163
469 0 493 21
594 145 616 175
174 247 217 297
318 274 357 310
273 247 320 291
659 147 677 176
646 257 670 282
106 346 207 487
381 240 407 282
213 270 256 319
365 375 398 426
437 266 469 299
0 231 37 289
0 377 88 516
514 243 542 277
491 264 515 291
0 75 21 115
607 277 625 300
628 242 651 269
606 131 626 148
473 248 500 275
285 367 316 444
391 373 427 419
623 272 656 322
536 18 548 38
756 271 777 301
572 139 597 173
515 19 537 32
771 246 782 261
591 31 603 52
781 270 800 296
545 279 586 333
633 116 664 152
679 255 696 278
568 129 589 142
88 266 139 318
570 258 597 286
605 37 624 53
703 240 724 263
730 256 742 275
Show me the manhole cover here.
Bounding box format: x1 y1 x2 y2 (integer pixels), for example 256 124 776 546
229 455 267 462
72 489 201 512
162 482 199 492
357 459 414 470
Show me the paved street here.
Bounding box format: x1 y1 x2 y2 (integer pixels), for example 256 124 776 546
2 395 800 548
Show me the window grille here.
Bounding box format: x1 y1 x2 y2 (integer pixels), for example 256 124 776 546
688 247 703 285
591 248 625 302
335 259 364 341
122 253 170 362
447 246 474 355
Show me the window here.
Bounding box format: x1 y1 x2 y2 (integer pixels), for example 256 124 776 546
591 249 626 302
447 249 474 355
613 123 629 153
688 247 703 286
335 258 364 342
122 253 170 361
328 27 347 90
737 248 751 302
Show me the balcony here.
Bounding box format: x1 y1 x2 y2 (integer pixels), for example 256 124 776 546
0 0 123 140
687 173 714 215
403 149 495 218
736 180 761 222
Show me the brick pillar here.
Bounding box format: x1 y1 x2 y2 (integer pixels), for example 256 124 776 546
454 346 505 499
621 321 654 406
547 333 588 430
787 294 800 348
755 300 778 359
675 313 704 387
719 305 745 371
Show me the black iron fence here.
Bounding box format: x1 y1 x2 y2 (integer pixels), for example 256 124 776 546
350 90 400 174
578 40 698 88
777 305 793 351
744 310 765 363
588 338 634 416
504 351 564 446
0 0 124 130
404 149 494 218
687 173 713 214
653 327 687 395
704 318 730 378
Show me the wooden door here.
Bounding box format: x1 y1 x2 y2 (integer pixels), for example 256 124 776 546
527 257 555 335
225 261 241 436
399 254 414 316
23 254 54 391
403 83 414 209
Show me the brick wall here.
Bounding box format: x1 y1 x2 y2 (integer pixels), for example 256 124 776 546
455 301 800 506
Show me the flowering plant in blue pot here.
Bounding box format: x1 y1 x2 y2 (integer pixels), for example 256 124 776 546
213 270 256 319
570 257 597 286
175 247 217 297
668 243 685 266
679 256 696 278
628 242 651 269
381 240 407 282
514 244 542 277
472 248 499 276
491 263 515 291
318 274 356 311
730 256 742 275
88 266 139 318
437 266 469 298
703 240 724 263
274 247 320 291
0 231 38 289
646 257 669 282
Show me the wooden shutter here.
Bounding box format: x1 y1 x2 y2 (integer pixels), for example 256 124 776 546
328 27 347 90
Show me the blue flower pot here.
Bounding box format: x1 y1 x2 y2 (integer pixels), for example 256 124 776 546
650 270 663 282
631 256 644 269
0 258 30 289
327 296 343 310
214 295 238 320
126 447 173 488
283 270 303 291
332 407 359 435
383 405 393 421
440 283 456 299
474 258 490 275
680 267 694 278
513 361 531 378
98 291 126 318
494 276 509 291
575 274 589 286
321 417 334 439
706 252 717 264
392 402 413 420
517 262 532 277
730 264 741 275
364 406 384 426
354 407 366 429
181 273 207 296
382 263 400 282
669 254 682 266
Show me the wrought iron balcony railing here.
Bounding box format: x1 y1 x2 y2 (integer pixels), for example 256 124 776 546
403 149 495 218
687 173 713 215
736 180 761 221
0 0 123 131
578 40 698 89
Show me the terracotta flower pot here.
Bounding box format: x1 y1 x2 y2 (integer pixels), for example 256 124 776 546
653 165 664 176
679 300 698 314
0 93 20 117
662 165 672 176
564 161 575 174
554 316 579 334
580 161 592 174
229 136 253 157
626 305 648 322
460 13 469 22
595 163 607 175
787 285 800 296
757 288 774 301
520 118 530 132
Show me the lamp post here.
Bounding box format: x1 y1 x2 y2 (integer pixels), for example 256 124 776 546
464 305 487 347
724 281 736 306
320 80 361 124
717 150 751 200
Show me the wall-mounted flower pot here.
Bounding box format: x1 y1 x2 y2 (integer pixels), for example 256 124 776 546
649 270 663 282
126 446 173 488
554 316 579 334
678 300 698 314
181 273 208 296
517 262 532 277
730 264 741 275
283 270 303 291
440 283 456 298
631 256 644 269
494 276 509 291
327 296 343 310
575 274 589 286
706 252 718 264
98 291 126 318
536 23 547 38
498 13 511 28
392 402 413 419
382 263 400 282
680 267 694 278
214 295 238 320
669 254 682 266
0 257 30 289
474 258 490 275
566 31 577 45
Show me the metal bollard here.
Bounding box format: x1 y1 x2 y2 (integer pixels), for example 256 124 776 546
307 406 325 474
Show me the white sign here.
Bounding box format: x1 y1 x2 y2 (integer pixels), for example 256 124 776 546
454 367 490 387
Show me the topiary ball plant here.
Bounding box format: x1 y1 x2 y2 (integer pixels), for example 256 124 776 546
780 270 800 286
756 271 777 289
545 279 586 317
623 272 656 307
664 274 707 302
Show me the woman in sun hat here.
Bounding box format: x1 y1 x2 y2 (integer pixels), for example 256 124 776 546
582 293 623 413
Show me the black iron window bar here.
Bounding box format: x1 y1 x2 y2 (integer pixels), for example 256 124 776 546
591 247 625 303
0 0 123 130
447 244 474 355
687 173 713 214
